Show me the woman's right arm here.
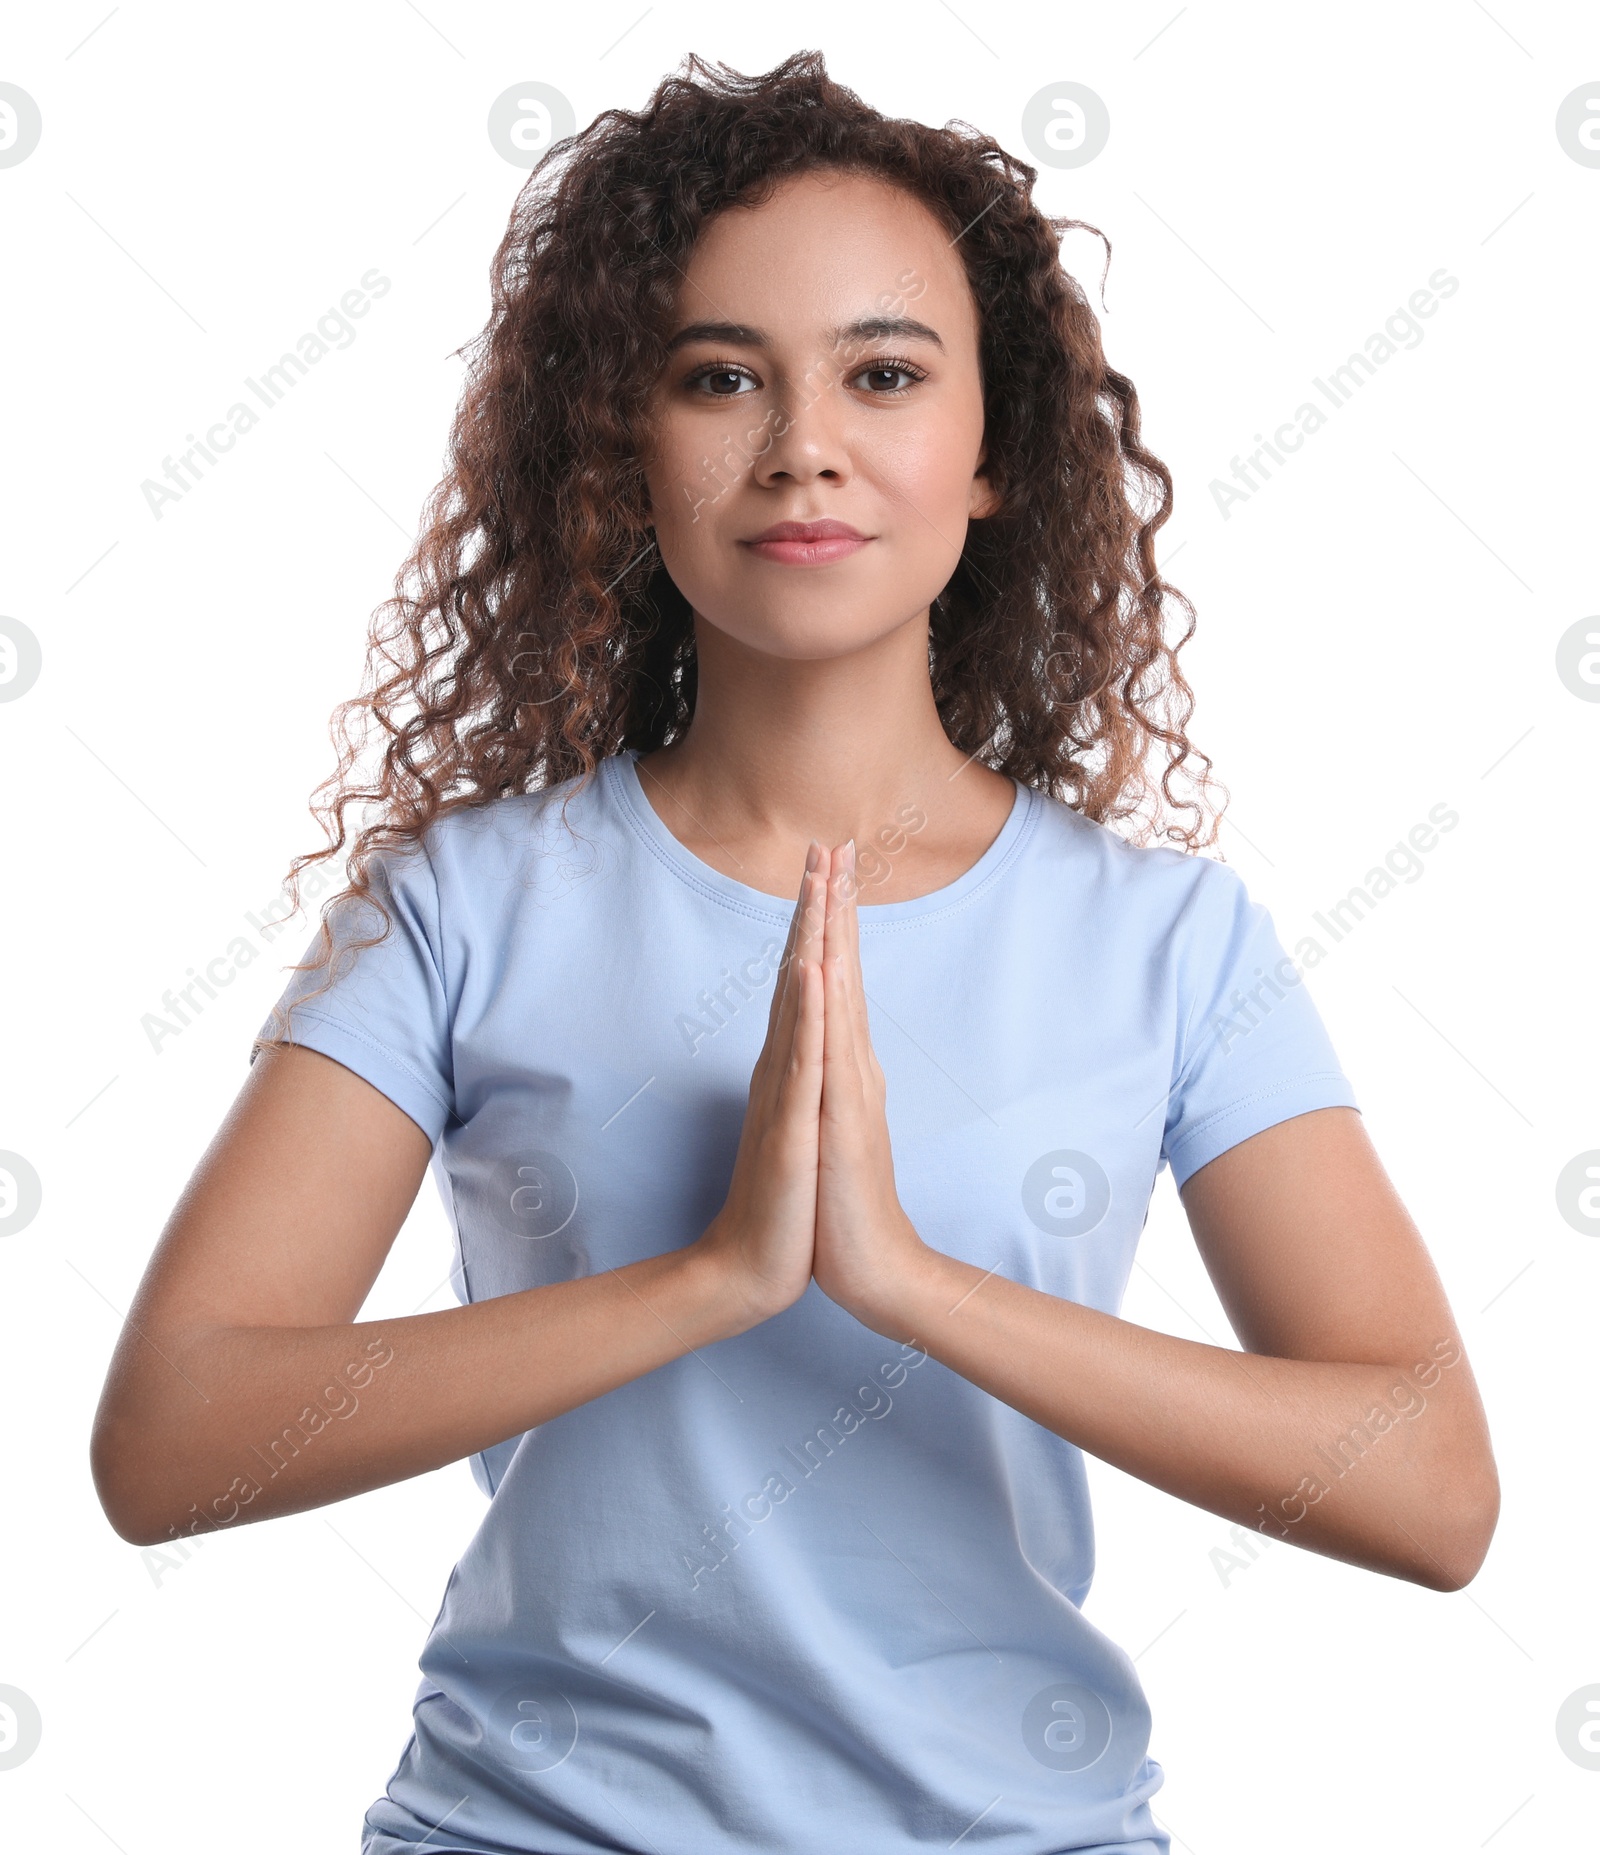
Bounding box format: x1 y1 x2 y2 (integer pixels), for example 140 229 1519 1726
90 852 828 1548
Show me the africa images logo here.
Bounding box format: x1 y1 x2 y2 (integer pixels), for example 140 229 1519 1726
1021 1150 1112 1239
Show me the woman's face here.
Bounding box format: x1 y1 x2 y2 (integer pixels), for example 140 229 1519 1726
641 167 998 662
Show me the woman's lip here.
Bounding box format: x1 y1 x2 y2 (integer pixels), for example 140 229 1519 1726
744 535 872 566
747 520 865 542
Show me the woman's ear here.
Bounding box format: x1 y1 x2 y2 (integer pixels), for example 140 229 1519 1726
969 450 1002 521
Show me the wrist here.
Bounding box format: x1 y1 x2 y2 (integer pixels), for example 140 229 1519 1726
676 1220 792 1341
844 1223 968 1341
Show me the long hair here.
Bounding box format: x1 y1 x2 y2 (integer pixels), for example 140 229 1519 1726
260 50 1225 1038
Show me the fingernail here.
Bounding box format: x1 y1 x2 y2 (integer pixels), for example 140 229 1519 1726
844 837 856 865
805 839 821 872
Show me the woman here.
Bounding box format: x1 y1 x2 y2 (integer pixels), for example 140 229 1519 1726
91 51 1499 1855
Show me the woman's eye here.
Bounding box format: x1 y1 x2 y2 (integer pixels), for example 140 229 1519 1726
851 364 922 393
690 367 755 397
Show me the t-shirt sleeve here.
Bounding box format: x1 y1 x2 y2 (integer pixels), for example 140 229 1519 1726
248 842 456 1146
1160 859 1358 1191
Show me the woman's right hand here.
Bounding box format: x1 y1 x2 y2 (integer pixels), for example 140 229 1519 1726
90 839 830 1545
690 839 827 1330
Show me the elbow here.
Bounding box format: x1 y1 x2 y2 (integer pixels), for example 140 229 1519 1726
1409 1452 1501 1593
90 1408 176 1549
91 1399 263 1549
89 1419 147 1546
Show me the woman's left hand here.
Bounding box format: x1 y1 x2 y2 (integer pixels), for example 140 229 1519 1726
812 839 937 1330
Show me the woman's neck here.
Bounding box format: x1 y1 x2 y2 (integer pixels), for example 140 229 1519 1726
633 606 1018 905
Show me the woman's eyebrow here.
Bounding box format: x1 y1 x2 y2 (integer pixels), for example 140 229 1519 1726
664 315 945 354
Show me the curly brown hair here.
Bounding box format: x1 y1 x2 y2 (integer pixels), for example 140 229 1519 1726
260 48 1224 1041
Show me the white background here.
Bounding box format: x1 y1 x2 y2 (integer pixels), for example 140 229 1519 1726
2 3 1597 1850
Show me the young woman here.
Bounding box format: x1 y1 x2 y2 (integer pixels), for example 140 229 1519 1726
91 51 1499 1855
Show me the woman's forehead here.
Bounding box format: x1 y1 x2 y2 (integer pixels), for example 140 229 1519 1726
671 173 977 341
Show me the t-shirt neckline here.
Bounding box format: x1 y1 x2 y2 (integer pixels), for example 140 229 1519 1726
606 747 1037 929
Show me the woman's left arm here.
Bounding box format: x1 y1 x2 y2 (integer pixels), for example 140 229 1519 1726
813 845 1500 1593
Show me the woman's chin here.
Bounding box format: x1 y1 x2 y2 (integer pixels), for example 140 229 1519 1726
689 593 943 666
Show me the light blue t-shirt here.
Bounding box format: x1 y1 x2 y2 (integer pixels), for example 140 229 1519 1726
252 747 1357 1855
